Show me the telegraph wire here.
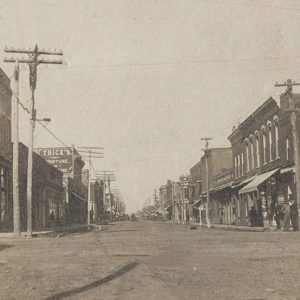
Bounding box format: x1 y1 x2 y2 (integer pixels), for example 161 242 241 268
201 0 300 11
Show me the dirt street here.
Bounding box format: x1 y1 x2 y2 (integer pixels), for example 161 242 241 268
1 221 300 300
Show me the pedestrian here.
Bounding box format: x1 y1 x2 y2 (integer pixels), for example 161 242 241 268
273 203 281 230
186 210 190 224
50 210 55 222
281 202 290 231
289 198 299 231
249 206 257 227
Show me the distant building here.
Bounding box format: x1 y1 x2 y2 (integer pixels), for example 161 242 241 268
189 148 232 224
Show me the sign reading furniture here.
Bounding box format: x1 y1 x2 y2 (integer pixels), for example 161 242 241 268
38 147 73 173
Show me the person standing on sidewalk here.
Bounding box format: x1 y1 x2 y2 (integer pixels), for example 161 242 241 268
289 198 299 231
273 203 281 230
281 202 290 231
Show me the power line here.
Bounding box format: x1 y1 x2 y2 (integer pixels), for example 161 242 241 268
201 0 300 11
61 55 300 70
36 121 73 152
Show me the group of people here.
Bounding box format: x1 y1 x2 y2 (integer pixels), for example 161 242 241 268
273 199 298 231
249 198 299 231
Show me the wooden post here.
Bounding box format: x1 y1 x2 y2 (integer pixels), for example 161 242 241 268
12 61 20 237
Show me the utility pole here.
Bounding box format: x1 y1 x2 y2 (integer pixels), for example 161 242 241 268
77 147 104 227
275 79 300 231
12 61 20 237
201 137 212 228
4 45 62 237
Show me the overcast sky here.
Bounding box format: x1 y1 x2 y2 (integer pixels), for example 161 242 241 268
2 0 300 212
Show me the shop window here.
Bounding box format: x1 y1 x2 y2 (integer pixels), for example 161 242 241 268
49 200 57 221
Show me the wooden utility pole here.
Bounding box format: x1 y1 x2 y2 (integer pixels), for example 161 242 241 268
201 137 212 228
77 147 104 226
12 61 20 237
4 45 63 237
275 79 300 231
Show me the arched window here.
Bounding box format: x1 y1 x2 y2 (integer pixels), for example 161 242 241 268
256 136 260 167
234 156 237 178
246 144 250 172
263 134 266 164
269 127 273 161
237 154 240 178
241 152 244 176
250 141 254 170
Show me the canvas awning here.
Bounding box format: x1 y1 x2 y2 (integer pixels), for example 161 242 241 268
232 175 256 189
213 181 233 192
239 168 280 195
280 166 295 174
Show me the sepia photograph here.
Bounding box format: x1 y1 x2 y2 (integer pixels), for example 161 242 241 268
1 0 300 299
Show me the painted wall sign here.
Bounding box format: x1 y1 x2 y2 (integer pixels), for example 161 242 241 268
38 147 73 173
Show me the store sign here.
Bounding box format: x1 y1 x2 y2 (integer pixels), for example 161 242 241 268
38 147 73 173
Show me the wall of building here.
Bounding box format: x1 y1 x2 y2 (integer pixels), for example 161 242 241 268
0 69 12 231
19 143 64 231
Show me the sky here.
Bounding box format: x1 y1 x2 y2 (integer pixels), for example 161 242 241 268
2 0 300 213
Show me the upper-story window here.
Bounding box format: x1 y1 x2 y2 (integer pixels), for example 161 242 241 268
234 156 237 178
286 138 290 160
246 143 250 173
255 136 260 167
268 126 273 162
263 133 267 164
241 152 244 176
275 124 279 159
250 140 254 170
238 154 240 178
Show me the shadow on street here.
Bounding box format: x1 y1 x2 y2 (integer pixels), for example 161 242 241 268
0 245 14 252
44 261 140 300
100 229 139 234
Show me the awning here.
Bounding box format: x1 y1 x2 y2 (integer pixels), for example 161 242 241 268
239 168 280 195
232 176 256 189
212 181 233 192
280 166 295 174
72 192 87 202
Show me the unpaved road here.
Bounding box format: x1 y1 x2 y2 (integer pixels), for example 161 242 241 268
1 221 300 300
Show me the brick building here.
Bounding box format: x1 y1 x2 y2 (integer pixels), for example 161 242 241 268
189 148 232 224
228 95 300 227
0 69 12 231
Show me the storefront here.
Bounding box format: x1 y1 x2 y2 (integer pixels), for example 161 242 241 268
238 168 284 227
0 157 12 231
